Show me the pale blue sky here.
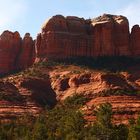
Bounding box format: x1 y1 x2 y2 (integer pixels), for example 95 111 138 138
0 0 140 38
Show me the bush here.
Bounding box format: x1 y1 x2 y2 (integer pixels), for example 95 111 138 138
38 56 140 72
0 102 140 140
64 94 88 108
99 89 137 97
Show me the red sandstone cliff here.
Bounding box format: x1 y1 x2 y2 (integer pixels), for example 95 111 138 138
0 14 140 74
36 15 92 59
0 31 22 74
130 25 140 56
17 33 35 69
36 14 135 60
0 31 35 74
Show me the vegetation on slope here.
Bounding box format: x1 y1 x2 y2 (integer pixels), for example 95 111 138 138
0 95 140 140
37 56 140 72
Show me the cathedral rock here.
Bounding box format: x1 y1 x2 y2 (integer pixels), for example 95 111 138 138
36 14 140 60
0 14 140 74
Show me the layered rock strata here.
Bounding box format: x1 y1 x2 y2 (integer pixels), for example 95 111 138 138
1 14 140 74
36 14 140 60
0 31 35 74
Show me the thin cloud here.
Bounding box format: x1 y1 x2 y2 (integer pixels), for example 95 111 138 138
116 1 140 28
0 0 27 33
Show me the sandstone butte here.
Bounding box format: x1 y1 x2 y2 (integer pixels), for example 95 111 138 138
36 14 140 60
0 31 35 74
0 14 140 74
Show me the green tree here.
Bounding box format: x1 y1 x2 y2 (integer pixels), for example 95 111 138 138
32 115 48 140
90 103 128 140
128 117 140 140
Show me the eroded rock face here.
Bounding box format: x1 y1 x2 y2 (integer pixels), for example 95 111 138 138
0 31 21 74
130 25 140 56
1 14 140 75
17 33 35 69
36 14 133 60
0 81 23 103
36 15 90 60
0 31 35 74
91 14 130 56
50 70 136 101
21 78 57 106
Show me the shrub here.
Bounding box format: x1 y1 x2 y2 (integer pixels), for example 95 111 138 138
64 94 88 108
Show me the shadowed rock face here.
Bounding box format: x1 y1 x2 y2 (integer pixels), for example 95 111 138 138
36 14 138 60
0 31 35 75
21 78 57 107
130 25 140 56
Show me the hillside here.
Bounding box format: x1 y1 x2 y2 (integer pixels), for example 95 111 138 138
0 14 140 139
0 57 140 124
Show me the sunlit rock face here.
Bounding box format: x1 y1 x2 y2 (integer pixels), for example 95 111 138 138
36 15 91 60
0 14 140 74
0 31 22 74
91 14 130 56
17 33 35 70
0 31 35 74
36 14 134 60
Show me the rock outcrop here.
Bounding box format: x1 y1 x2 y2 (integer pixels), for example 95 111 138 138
1 14 140 74
1 58 140 123
48 64 140 124
130 25 140 56
17 33 35 70
0 31 35 74
21 78 57 106
36 14 136 60
91 15 130 56
0 31 21 74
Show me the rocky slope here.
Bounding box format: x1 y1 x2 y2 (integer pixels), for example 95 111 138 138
1 61 140 124
0 13 140 124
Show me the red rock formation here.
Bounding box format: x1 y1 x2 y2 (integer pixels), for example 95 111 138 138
36 15 91 60
69 73 91 87
21 78 57 106
36 14 132 60
0 14 140 75
0 31 21 74
91 14 130 56
17 33 35 69
0 31 35 74
130 25 140 56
